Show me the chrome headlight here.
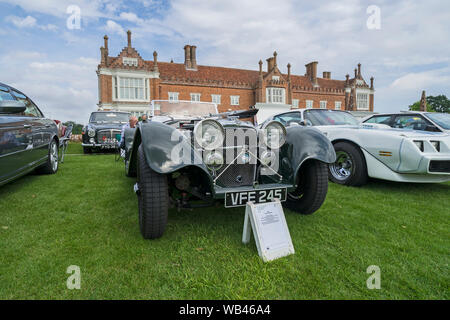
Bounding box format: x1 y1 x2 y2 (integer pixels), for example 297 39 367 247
194 119 224 150
205 151 224 170
88 128 95 137
260 150 276 166
261 121 286 149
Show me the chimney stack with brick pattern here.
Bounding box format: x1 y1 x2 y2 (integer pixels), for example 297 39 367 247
184 45 191 69
190 46 197 70
305 61 318 86
127 30 132 48
323 71 331 79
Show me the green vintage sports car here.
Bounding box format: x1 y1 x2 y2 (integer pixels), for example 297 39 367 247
123 101 336 239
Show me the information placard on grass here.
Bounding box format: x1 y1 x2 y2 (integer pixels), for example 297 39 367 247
242 200 295 262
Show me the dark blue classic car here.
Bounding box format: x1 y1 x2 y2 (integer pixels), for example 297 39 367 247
0 82 59 186
81 111 130 153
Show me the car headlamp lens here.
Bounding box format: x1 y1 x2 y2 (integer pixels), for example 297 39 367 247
260 150 276 166
194 119 224 150
88 129 95 137
205 151 224 170
261 121 286 149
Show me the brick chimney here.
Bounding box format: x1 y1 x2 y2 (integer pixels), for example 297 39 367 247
357 63 361 78
370 77 374 89
190 45 197 70
266 57 274 72
127 30 132 48
287 63 291 80
153 51 158 72
184 45 191 69
305 61 318 86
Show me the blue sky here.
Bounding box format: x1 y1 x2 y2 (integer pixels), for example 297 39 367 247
0 0 449 124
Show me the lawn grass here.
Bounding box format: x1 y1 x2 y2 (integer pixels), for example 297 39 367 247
0 142 449 299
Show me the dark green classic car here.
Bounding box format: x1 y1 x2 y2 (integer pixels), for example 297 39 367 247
123 101 336 239
0 82 59 186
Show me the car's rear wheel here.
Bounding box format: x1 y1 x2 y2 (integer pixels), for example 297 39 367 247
37 139 59 174
328 142 368 186
283 160 328 215
137 145 168 239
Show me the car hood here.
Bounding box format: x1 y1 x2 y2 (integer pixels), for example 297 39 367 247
315 124 449 138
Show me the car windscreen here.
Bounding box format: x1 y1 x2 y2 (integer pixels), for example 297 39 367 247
304 110 359 126
90 112 129 123
0 85 15 101
425 113 450 130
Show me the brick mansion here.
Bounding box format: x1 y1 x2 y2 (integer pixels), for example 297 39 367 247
97 31 375 117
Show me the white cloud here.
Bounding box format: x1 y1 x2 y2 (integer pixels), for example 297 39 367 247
0 0 121 19
5 15 59 31
0 51 98 123
6 15 37 28
105 19 125 36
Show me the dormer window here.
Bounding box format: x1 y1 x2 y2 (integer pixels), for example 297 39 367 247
266 87 285 104
123 57 138 67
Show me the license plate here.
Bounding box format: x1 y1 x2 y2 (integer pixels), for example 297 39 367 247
224 188 287 208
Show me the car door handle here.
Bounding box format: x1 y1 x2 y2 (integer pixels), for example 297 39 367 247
23 124 32 128
45 124 51 128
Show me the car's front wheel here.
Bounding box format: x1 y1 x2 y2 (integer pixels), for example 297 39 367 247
37 139 59 174
328 142 368 186
83 146 92 154
283 160 328 215
137 145 168 239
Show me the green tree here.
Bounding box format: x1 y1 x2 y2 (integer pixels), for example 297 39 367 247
63 121 83 134
408 95 450 113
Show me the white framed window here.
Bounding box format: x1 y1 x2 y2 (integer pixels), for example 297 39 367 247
115 77 148 101
266 87 285 104
211 94 221 105
306 100 313 109
168 92 179 101
190 93 201 102
357 93 369 110
123 57 138 67
292 99 299 108
335 101 342 110
272 76 280 81
320 101 327 109
230 95 240 105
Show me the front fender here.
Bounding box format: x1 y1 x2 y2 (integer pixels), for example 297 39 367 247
280 126 336 184
128 122 212 180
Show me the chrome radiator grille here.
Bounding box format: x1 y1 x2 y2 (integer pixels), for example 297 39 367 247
214 128 257 188
97 129 121 144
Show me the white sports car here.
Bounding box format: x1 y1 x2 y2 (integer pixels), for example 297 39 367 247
262 109 450 186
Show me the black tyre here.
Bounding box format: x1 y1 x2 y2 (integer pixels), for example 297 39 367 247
328 142 368 186
137 145 168 239
283 160 328 215
37 139 59 174
83 146 92 154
